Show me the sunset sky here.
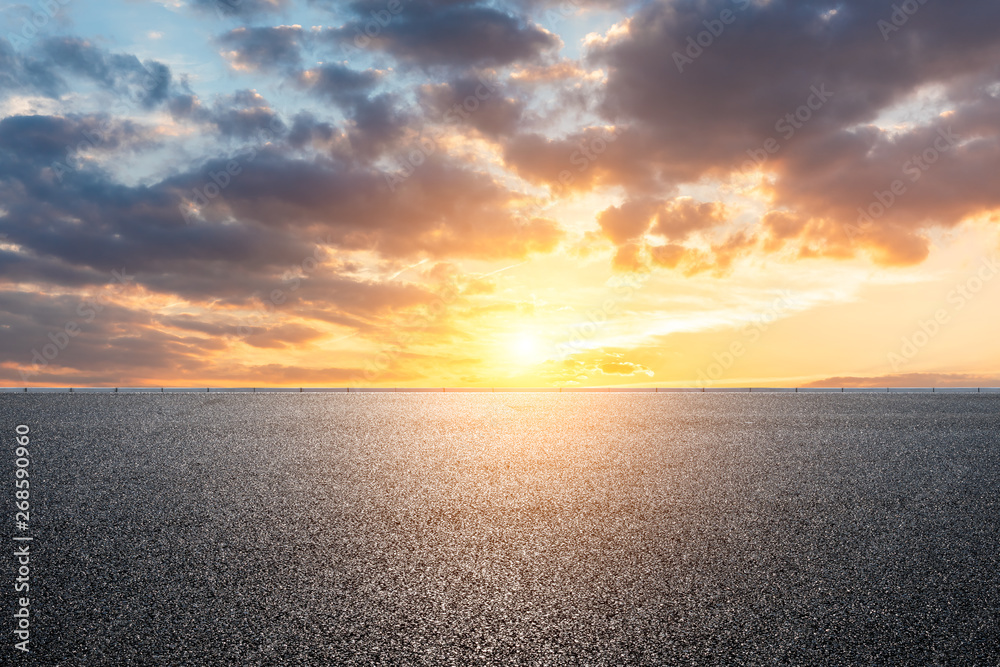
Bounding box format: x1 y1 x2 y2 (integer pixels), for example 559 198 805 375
2 0 1000 387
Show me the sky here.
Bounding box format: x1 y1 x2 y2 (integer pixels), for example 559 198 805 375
2 0 1000 388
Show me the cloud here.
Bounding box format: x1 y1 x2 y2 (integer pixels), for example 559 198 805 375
804 373 1000 389
217 25 305 72
210 90 286 139
241 323 324 349
652 198 729 241
596 199 657 244
168 148 564 260
0 37 63 99
599 360 653 377
539 351 655 384
293 64 408 156
0 114 155 164
295 63 379 106
418 76 524 137
169 89 296 144
0 289 212 384
41 38 173 108
509 59 589 83
611 243 645 273
593 197 744 273
286 112 337 149
585 0 1000 264
0 106 565 330
6 0 1000 387
502 125 645 194
331 1 558 68
596 197 729 246
647 243 688 271
188 0 290 18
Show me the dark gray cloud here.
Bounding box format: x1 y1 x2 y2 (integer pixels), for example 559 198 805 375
0 100 562 316
0 37 63 99
286 112 336 149
1 37 175 107
41 37 173 108
573 0 1000 264
418 76 524 137
295 64 407 157
0 290 206 384
0 117 314 297
165 147 563 259
167 90 287 140
295 63 379 107
0 114 153 164
210 90 287 139
188 0 291 18
216 25 304 72
330 1 558 67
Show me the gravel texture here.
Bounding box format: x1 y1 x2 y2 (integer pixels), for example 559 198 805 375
2 393 999 665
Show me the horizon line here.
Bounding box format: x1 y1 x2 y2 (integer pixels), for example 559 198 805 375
4 387 1000 394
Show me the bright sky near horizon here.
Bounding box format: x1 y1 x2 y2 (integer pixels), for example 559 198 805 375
2 0 1000 388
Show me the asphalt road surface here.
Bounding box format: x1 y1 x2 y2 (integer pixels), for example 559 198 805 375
2 393 999 665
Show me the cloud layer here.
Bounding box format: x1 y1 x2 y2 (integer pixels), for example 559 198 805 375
2 0 1000 386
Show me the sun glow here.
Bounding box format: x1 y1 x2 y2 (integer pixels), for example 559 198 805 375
508 332 549 367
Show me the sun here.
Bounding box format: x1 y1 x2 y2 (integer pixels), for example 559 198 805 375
508 332 548 366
